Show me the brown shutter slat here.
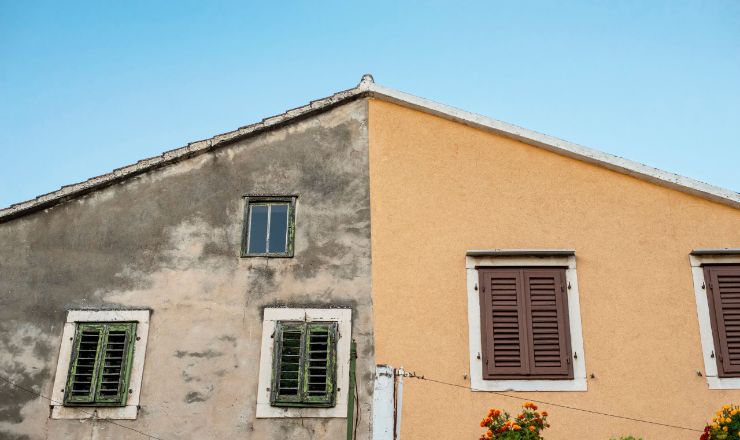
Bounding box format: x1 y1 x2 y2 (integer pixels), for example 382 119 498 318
479 269 529 378
705 265 740 377
523 268 573 379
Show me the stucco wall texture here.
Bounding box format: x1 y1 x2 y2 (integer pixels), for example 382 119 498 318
367 98 740 440
0 99 374 440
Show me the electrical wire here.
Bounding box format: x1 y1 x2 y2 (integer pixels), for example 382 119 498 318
4 363 702 435
0 374 165 440
398 371 702 433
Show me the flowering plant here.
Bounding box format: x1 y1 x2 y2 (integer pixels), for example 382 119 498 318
478 402 550 439
702 405 740 440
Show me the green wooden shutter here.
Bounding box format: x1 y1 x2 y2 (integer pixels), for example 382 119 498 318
65 324 105 404
94 323 137 404
64 322 136 406
273 322 305 404
303 323 336 406
271 321 337 407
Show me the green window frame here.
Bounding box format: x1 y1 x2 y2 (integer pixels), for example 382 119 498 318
241 196 296 258
64 322 136 406
271 321 337 407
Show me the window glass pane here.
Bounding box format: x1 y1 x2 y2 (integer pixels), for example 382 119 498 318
268 204 289 253
248 205 268 254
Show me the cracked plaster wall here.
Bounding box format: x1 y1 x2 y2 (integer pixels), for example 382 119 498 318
0 99 374 439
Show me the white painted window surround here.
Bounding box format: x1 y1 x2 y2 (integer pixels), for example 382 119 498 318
690 252 740 389
256 308 352 418
466 251 587 392
50 309 151 420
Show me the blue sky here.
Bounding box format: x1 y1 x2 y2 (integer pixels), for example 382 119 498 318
1 1 738 208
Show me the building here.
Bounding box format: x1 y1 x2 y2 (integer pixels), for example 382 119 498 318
0 76 738 439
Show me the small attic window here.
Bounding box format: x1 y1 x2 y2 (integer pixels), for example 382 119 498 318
241 196 296 257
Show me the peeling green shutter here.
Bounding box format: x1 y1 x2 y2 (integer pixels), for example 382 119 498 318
271 321 337 407
304 323 336 405
273 323 305 404
64 322 136 406
65 324 104 404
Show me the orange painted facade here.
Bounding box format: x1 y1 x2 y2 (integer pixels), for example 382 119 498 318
367 98 740 439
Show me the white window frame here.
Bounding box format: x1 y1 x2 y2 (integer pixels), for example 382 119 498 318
690 251 740 389
50 309 151 420
256 308 352 418
466 250 587 391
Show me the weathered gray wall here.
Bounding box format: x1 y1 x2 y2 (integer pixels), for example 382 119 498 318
0 99 374 439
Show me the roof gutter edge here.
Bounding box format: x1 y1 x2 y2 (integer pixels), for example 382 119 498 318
366 84 740 210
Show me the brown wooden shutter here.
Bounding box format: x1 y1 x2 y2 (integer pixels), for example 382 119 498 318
479 267 573 379
705 265 740 377
479 269 529 378
524 268 573 379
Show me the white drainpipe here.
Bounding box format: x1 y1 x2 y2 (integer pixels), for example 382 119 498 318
394 367 404 440
372 365 395 440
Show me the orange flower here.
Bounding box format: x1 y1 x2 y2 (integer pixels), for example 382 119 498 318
513 424 522 431
529 426 536 432
541 411 549 417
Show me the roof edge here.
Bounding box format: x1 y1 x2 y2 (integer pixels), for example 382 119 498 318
366 83 740 209
1 75 738 223
0 80 372 223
